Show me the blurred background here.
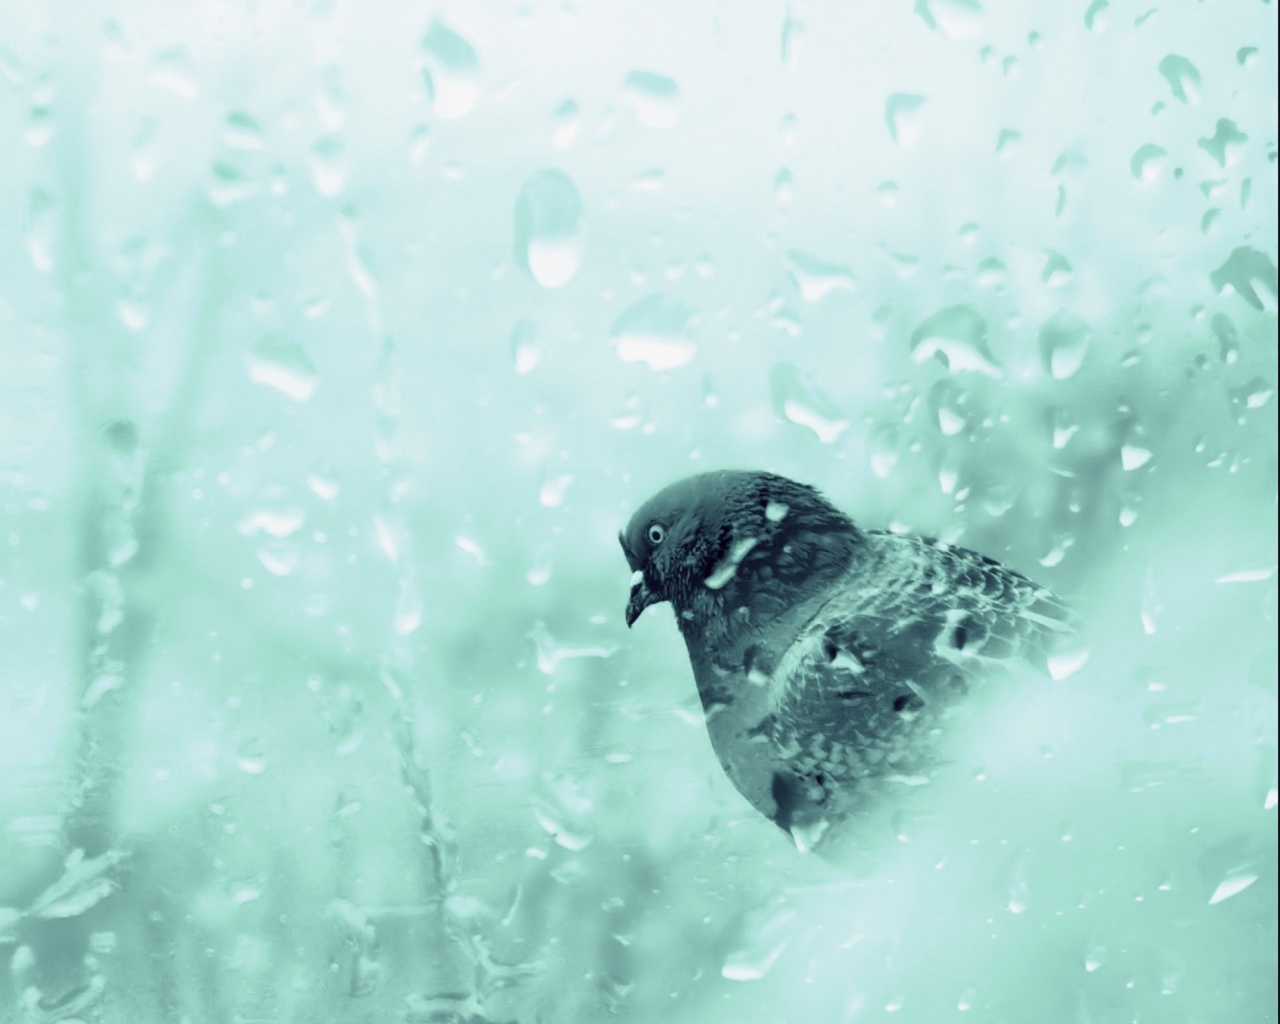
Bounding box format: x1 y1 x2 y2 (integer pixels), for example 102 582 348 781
0 0 1276 1021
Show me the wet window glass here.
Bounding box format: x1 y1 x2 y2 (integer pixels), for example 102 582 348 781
0 2 1275 1021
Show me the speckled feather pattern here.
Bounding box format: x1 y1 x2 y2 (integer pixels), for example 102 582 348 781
621 470 1079 851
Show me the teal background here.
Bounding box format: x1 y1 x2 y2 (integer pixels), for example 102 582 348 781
0 1 1276 1021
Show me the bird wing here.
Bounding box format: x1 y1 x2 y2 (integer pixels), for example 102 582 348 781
766 532 1079 791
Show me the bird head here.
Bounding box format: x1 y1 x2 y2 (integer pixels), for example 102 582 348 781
619 470 860 629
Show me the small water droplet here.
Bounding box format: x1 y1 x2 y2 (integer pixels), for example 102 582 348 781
419 19 480 119
623 70 679 129
1157 54 1200 104
393 579 422 636
309 135 346 197
514 169 584 288
539 474 573 508
928 379 970 435
610 295 696 370
1237 46 1258 67
773 167 794 206
770 363 849 443
1038 311 1091 379
1084 0 1109 30
1042 250 1074 287
236 737 268 774
996 128 1020 155
551 98 579 150
148 47 198 99
885 93 927 147
1048 647 1091 680
785 249 855 301
910 306 1002 377
781 7 804 70
257 542 300 576
223 110 264 150
1130 143 1168 182
130 118 159 181
510 319 540 374
247 335 318 401
869 425 900 479
25 188 55 273
207 161 257 207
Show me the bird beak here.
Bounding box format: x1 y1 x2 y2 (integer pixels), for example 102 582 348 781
625 570 659 628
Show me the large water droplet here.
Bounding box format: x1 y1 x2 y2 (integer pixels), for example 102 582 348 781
909 306 1002 377
247 335 318 401
1208 871 1258 905
1038 311 1091 379
623 70 679 129
610 295 696 370
1211 313 1239 364
513 169 583 288
1209 247 1277 311
1197 118 1247 168
770 363 848 442
885 94 927 147
785 249 855 301
419 19 480 119
1157 54 1201 104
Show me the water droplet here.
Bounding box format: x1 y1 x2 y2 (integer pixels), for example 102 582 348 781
1208 872 1257 905
309 135 346 197
909 306 1002 377
148 47 198 99
1157 54 1200 104
510 319 540 374
257 542 300 576
1121 444 1153 471
1042 250 1074 287
1209 247 1277 311
869 425 900 478
247 334 318 401
773 167 794 205
419 19 480 119
721 909 796 981
236 736 268 774
394 579 422 636
1038 311 1091 379
785 249 855 301
1048 647 1091 680
207 161 257 207
538 474 573 508
996 128 1020 156
632 167 664 191
238 508 305 538
552 99 579 150
610 295 696 370
928 379 970 435
223 110 264 150
770 363 848 443
1084 0 1109 30
1237 47 1258 67
126 118 159 182
781 7 804 70
623 70 679 129
975 257 1005 289
1197 118 1247 169
25 188 55 273
1130 143 1168 182
513 169 583 288
531 774 594 851
885 93 927 147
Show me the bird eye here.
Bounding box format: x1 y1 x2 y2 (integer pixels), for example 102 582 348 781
647 523 666 546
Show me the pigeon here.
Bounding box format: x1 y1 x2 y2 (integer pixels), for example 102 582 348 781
619 470 1079 854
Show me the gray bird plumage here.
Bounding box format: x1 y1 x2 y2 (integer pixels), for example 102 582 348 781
620 470 1079 854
